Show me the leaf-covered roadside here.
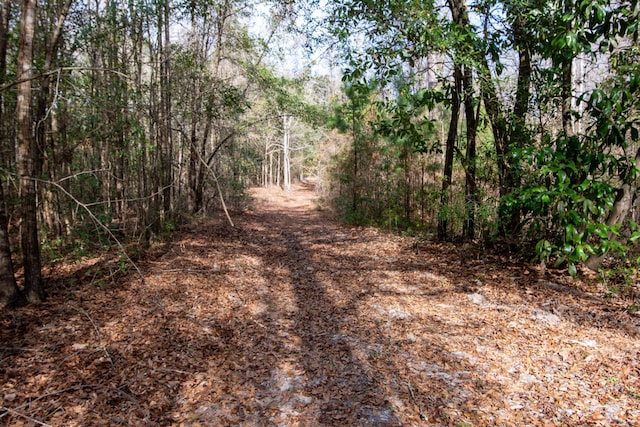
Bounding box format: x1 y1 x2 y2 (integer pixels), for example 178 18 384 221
1 184 639 425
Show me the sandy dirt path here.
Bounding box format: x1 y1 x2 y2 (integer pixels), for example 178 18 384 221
1 183 639 426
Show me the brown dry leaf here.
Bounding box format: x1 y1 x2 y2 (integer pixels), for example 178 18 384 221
1 183 639 425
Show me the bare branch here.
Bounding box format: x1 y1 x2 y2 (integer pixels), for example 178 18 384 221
0 67 132 93
175 119 235 227
0 406 51 426
34 177 145 283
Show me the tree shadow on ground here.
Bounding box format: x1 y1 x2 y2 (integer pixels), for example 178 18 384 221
214 205 502 425
11 184 631 425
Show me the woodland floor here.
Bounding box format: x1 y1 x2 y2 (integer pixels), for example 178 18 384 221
1 183 640 426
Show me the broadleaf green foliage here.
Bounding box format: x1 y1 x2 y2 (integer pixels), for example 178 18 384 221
326 0 640 272
515 0 640 272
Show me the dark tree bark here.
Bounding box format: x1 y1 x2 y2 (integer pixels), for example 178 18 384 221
17 0 45 303
463 62 479 240
586 147 640 270
502 4 533 235
0 181 25 308
0 0 25 309
161 0 173 217
351 104 359 215
559 0 574 137
446 0 481 240
36 0 72 236
439 0 471 240
438 63 461 240
479 0 533 237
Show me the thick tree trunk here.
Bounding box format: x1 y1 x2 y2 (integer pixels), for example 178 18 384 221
17 0 44 303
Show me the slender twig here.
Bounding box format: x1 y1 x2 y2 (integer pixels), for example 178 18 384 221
153 367 192 375
82 185 172 208
67 304 114 368
53 168 110 183
189 139 235 227
35 177 145 283
0 347 38 352
0 406 51 426
173 119 259 228
158 268 222 273
0 384 148 422
68 305 102 342
406 381 427 421
0 66 131 93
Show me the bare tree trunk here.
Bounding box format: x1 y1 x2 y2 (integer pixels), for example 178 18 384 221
560 0 574 137
479 0 532 237
447 0 480 240
351 105 358 213
36 0 72 238
283 114 291 192
0 0 24 309
403 140 411 225
161 0 173 216
462 65 478 240
17 0 44 303
438 63 461 240
0 181 24 308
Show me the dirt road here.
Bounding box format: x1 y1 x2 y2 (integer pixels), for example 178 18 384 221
1 183 639 425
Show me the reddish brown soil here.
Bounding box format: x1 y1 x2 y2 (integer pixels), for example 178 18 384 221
1 183 639 426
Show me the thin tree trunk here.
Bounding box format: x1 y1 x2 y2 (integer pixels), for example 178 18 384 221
448 0 480 240
0 0 24 308
560 0 574 137
586 147 640 270
36 0 72 238
161 0 173 216
403 140 410 225
351 105 358 214
0 181 24 308
479 1 532 237
462 66 478 240
438 63 461 240
17 0 44 303
283 115 291 192
0 0 23 307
